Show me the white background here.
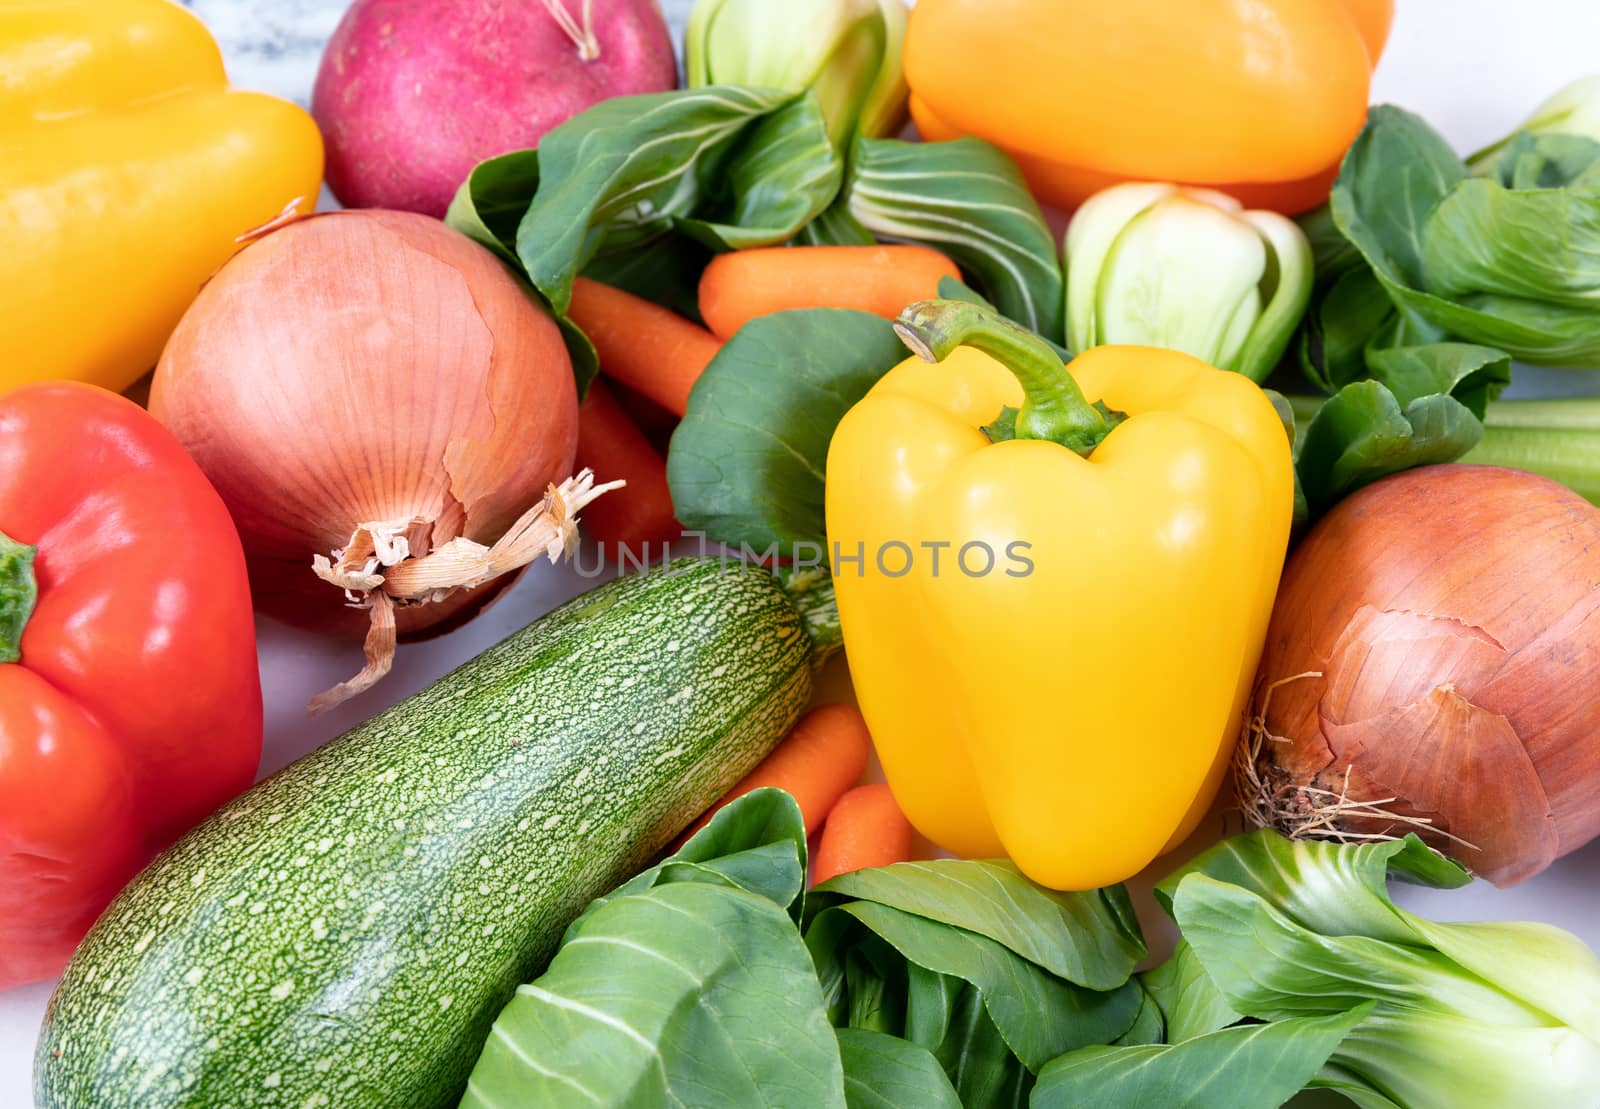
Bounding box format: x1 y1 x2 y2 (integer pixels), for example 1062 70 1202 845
6 0 1600 1099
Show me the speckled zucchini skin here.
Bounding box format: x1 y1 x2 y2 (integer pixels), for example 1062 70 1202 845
35 559 814 1109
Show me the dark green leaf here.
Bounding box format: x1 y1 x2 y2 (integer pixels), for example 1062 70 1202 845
808 860 1146 989
1332 106 1465 287
581 234 713 322
933 984 1035 1108
1298 203 1364 289
1112 981 1166 1047
809 901 1142 1070
1299 266 1399 393
836 1028 961 1109
903 963 961 1051
1142 940 1241 1043
844 936 907 1035
1294 380 1486 512
1330 106 1600 367
598 788 808 920
515 86 810 315
677 95 844 251
445 148 542 262
667 308 907 556
444 148 601 391
798 196 878 245
461 883 844 1108
1032 1005 1372 1109
1363 342 1510 415
847 136 1065 340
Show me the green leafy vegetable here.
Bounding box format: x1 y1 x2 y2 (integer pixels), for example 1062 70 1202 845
581 234 714 322
836 1028 961 1109
809 900 1142 1069
846 135 1065 339
461 883 844 1108
516 86 839 311
803 859 1145 1099
444 149 542 263
667 308 907 558
806 860 1146 990
1064 181 1313 382
1313 104 1600 369
1141 940 1239 1043
1032 1006 1372 1109
462 790 842 1108
1289 342 1510 512
596 786 810 919
1155 832 1600 1108
1111 982 1166 1047
686 0 910 146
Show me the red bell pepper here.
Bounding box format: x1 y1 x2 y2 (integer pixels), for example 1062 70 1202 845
0 383 262 989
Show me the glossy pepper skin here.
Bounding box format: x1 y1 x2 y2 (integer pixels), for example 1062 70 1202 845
826 302 1293 889
0 384 263 990
0 0 324 394
905 0 1391 215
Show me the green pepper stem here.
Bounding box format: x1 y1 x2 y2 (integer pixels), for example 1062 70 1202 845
0 529 38 665
894 299 1119 457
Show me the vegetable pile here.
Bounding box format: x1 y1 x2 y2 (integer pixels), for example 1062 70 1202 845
5 0 1600 1106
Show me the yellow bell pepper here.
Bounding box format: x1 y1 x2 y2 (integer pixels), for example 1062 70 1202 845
826 301 1293 889
0 0 323 394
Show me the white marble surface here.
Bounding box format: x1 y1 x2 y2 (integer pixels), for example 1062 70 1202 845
6 0 1600 1101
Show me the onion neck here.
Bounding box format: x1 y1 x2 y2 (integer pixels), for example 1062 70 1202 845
0 529 38 665
894 299 1122 457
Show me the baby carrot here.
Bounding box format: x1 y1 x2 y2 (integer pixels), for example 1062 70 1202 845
812 784 915 885
697 244 963 341
568 277 723 417
678 702 871 845
574 380 679 553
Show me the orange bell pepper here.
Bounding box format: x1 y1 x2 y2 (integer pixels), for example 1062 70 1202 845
905 0 1392 215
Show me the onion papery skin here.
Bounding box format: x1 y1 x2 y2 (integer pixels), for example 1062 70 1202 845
1245 464 1600 886
150 210 577 640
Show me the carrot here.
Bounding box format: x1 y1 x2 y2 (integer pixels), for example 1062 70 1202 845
574 380 680 553
568 277 722 417
697 245 963 341
677 702 871 846
609 379 679 456
812 783 915 885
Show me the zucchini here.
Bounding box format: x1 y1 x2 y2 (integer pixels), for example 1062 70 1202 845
36 558 836 1109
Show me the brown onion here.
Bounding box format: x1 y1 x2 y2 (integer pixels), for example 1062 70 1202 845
1238 463 1600 886
151 210 599 711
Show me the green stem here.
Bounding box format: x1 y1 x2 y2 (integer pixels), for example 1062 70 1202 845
0 529 38 665
776 564 842 667
1464 398 1600 505
894 299 1120 456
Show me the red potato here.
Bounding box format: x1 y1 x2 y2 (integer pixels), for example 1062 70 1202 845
313 0 679 217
